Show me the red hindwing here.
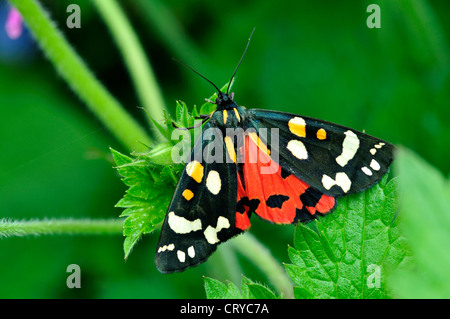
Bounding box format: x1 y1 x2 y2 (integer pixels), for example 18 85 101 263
235 134 336 228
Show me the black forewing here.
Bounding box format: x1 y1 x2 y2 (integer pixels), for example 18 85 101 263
246 109 395 197
155 121 240 274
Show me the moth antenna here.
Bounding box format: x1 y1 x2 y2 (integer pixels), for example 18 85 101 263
172 58 221 93
226 27 256 94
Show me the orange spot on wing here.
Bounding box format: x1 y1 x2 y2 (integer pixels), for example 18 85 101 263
317 128 327 140
288 117 306 138
186 161 204 183
182 189 194 201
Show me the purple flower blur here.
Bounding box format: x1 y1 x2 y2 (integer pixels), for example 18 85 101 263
5 7 22 40
1 4 35 62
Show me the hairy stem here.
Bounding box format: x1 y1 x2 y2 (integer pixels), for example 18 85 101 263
9 0 153 152
0 218 123 238
231 233 294 299
210 242 243 286
92 0 167 135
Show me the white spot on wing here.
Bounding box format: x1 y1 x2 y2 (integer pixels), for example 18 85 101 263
287 140 308 160
361 166 373 176
158 243 175 253
322 175 335 190
206 170 221 195
370 159 381 171
168 212 202 234
187 246 195 258
177 250 186 263
335 172 352 192
336 130 360 167
204 216 230 244
322 172 352 193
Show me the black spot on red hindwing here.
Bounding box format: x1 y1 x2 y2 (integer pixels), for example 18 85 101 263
280 168 290 179
297 186 337 218
295 207 318 223
266 194 290 209
299 187 322 208
236 196 260 214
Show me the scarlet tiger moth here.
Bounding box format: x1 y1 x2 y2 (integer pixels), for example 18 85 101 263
155 30 394 273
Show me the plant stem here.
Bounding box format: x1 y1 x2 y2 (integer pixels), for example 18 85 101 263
9 0 153 152
210 242 243 286
231 233 294 299
92 0 168 136
0 218 123 238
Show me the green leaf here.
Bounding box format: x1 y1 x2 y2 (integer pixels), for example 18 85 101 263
204 277 227 299
175 100 190 127
240 276 253 299
110 147 134 166
138 142 174 166
285 176 409 299
199 98 217 115
111 147 180 258
389 148 450 298
246 283 278 299
204 275 278 299
204 277 242 299
149 114 171 142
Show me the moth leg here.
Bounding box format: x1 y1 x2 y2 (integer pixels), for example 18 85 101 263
205 98 216 104
171 116 210 130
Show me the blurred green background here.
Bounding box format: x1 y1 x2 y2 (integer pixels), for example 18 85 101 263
0 0 448 298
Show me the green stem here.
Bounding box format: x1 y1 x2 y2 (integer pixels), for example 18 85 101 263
9 0 152 152
231 233 294 299
92 0 167 134
210 242 243 286
0 218 123 238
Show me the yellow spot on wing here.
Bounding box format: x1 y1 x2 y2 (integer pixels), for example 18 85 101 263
233 108 241 122
186 160 204 183
317 128 327 140
248 132 270 155
223 110 228 124
288 117 306 138
182 189 194 201
224 136 237 163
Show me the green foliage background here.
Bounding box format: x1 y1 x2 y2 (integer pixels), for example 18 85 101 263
0 0 448 298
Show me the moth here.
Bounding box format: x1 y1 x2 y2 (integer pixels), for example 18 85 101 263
155 31 395 273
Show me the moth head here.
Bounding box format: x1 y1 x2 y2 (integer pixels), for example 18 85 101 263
216 92 231 104
215 92 235 110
